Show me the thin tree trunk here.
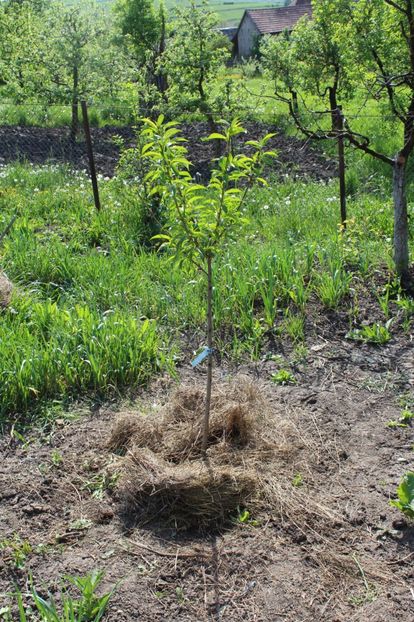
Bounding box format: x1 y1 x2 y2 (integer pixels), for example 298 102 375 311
198 69 222 157
393 154 410 286
201 254 213 456
70 64 79 143
157 7 168 96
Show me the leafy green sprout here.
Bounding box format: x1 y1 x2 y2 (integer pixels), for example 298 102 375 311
51 450 63 466
83 471 119 500
0 535 32 569
376 278 400 320
175 587 186 604
232 507 259 526
9 570 114 622
271 369 296 385
142 115 275 453
292 473 304 487
346 320 393 345
386 410 414 428
390 472 414 519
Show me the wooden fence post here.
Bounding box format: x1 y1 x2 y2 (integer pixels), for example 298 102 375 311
81 100 101 212
337 106 346 228
0 212 19 245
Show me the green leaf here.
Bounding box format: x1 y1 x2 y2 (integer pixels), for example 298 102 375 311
390 472 414 518
151 234 171 241
205 132 227 141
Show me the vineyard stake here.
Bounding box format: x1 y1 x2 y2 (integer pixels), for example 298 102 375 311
81 100 101 212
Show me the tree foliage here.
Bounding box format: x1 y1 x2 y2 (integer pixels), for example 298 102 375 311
114 0 160 64
161 1 230 130
261 0 414 284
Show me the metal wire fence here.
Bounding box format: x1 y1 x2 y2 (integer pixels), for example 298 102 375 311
0 101 342 181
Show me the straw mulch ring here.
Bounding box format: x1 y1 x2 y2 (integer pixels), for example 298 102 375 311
0 272 12 308
107 376 312 529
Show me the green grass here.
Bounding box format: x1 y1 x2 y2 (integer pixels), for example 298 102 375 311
6 570 114 622
0 155 407 427
0 100 135 127
92 0 285 26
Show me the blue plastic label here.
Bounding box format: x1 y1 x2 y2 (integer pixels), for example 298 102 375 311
191 347 213 368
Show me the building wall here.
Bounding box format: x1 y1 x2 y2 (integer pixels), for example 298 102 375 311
236 15 261 59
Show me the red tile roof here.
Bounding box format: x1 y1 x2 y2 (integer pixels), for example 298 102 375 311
245 4 312 35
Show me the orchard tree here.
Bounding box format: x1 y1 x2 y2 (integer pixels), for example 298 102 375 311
0 0 44 99
0 0 127 125
115 0 160 62
40 2 108 140
162 1 230 136
114 0 167 114
345 0 414 286
261 0 354 225
3 0 46 7
262 0 414 286
15 1 128 140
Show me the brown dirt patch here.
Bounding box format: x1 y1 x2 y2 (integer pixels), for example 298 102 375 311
0 122 336 181
0 284 414 620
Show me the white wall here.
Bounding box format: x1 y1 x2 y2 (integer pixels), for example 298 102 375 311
237 15 261 59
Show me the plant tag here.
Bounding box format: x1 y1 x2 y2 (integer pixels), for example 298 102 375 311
191 347 213 368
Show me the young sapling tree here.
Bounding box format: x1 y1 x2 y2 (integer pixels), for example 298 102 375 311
142 116 275 454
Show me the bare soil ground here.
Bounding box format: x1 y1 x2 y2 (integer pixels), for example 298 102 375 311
1 289 413 621
0 122 336 181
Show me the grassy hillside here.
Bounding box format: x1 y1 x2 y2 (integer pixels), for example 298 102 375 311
94 0 286 26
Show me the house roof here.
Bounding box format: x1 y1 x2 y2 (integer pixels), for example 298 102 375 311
244 3 312 35
220 26 238 40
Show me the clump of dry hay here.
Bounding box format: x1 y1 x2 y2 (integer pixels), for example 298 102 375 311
109 377 304 528
108 378 280 461
0 273 12 308
107 413 161 455
119 448 256 528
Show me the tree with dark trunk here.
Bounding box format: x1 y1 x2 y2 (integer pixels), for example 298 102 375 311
345 0 414 286
0 1 128 132
45 2 106 142
114 0 168 116
261 0 353 227
262 0 414 286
